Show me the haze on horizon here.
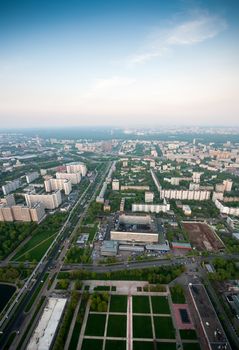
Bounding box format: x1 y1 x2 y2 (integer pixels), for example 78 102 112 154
0 0 239 128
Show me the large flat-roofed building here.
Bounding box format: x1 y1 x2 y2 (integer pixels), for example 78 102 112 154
66 162 87 176
25 190 62 210
110 214 159 244
56 171 81 185
188 284 231 350
44 178 72 195
101 240 118 256
27 297 67 350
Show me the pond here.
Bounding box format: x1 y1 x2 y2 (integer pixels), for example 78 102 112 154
0 284 16 313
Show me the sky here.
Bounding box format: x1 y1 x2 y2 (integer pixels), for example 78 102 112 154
0 0 239 128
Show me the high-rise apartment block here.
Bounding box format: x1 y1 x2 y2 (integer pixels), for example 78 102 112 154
66 162 87 176
223 179 233 192
145 191 154 203
0 202 45 223
56 172 81 185
112 179 120 191
25 190 62 210
44 178 72 195
2 179 21 195
26 172 39 184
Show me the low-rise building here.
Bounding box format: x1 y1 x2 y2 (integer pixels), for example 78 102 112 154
27 297 67 350
101 240 118 256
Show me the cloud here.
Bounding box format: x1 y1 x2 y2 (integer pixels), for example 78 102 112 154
82 76 136 99
128 13 227 65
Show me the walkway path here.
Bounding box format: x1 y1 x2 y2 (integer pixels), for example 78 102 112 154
64 295 82 350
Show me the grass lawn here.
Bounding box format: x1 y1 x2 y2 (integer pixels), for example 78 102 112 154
133 341 154 350
157 343 176 350
170 287 186 304
133 296 150 314
180 329 197 340
94 286 110 291
154 316 175 339
107 315 127 337
85 314 106 336
183 343 201 350
81 339 103 350
151 296 170 314
105 340 126 350
12 232 57 262
110 295 127 313
133 316 153 339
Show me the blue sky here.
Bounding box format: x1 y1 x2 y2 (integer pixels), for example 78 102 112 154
0 0 239 128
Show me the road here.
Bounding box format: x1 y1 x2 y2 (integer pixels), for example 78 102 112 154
0 161 111 349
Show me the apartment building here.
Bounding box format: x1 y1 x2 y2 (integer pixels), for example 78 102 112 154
25 190 62 209
44 178 72 195
66 162 87 176
2 179 21 195
56 172 81 185
26 171 39 184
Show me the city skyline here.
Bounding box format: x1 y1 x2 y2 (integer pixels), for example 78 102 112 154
0 0 239 128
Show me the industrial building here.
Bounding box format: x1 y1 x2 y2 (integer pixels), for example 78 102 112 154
145 243 170 253
101 240 118 256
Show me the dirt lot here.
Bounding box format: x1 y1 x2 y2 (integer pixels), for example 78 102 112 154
182 222 225 251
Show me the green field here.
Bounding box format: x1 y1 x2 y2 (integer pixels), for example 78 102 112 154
105 340 126 350
110 295 127 313
12 231 57 262
133 341 155 350
183 343 201 350
180 329 197 340
85 314 106 336
81 339 103 350
151 296 170 314
133 316 153 339
11 214 66 262
133 296 150 314
153 316 175 339
107 315 127 337
157 343 176 350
